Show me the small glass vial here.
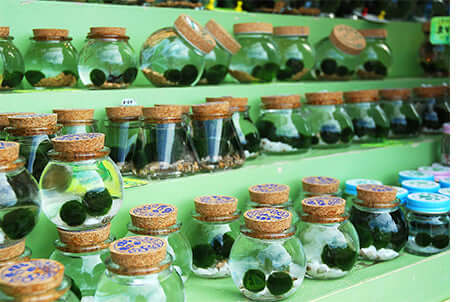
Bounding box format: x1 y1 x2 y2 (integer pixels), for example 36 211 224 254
297 197 359 279
314 25 366 81
419 21 449 77
127 203 192 283
0 27 25 91
185 195 240 278
256 95 312 154
441 123 450 166
24 29 78 89
356 29 392 80
229 208 305 301
78 27 138 89
53 109 98 135
402 179 441 194
229 23 281 83
413 86 450 133
0 240 31 269
40 133 123 231
405 192 450 256
343 178 383 205
349 184 408 262
95 236 185 302
191 102 245 172
247 184 297 223
398 170 435 184
305 91 354 148
273 26 316 81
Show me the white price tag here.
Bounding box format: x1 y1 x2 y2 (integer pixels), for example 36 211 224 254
121 98 137 106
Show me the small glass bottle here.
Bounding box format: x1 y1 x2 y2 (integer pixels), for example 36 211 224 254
185 195 240 278
24 29 78 89
256 95 312 154
402 179 441 194
413 86 450 133
297 196 359 279
441 123 450 166
398 170 435 184
0 27 24 91
229 22 281 83
53 109 98 135
127 203 192 283
419 21 449 77
229 208 305 301
78 27 138 89
0 240 31 269
405 192 450 256
356 29 392 80
349 184 408 262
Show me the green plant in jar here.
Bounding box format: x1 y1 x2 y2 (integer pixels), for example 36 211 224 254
356 29 392 80
54 109 98 135
0 27 24 91
419 22 449 77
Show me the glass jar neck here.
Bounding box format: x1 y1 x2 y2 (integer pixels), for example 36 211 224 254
104 255 172 278
353 202 398 213
192 211 240 224
31 39 71 45
54 238 112 255
48 148 110 163
127 222 181 237
241 225 296 241
236 32 271 39
276 35 307 41
0 36 13 42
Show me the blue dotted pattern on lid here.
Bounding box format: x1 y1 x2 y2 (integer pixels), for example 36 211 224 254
402 180 440 193
398 170 435 183
407 192 450 213
196 195 237 204
113 237 165 254
344 179 382 195
303 196 344 207
439 188 450 196
245 208 290 221
438 177 450 188
357 184 396 193
250 184 288 193
132 204 175 217
0 260 61 284
303 176 338 185
55 133 102 141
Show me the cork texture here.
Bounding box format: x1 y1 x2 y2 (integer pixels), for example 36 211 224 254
8 113 57 129
143 106 182 123
194 195 238 217
261 95 301 109
358 28 387 38
0 141 19 163
130 204 178 230
302 196 345 218
244 208 292 233
206 19 241 54
0 240 25 261
33 28 69 39
274 26 310 36
302 176 340 194
329 24 366 55
234 22 273 34
106 106 143 120
110 236 167 268
357 184 397 203
249 184 290 205
174 14 216 54
57 224 111 247
344 89 379 103
53 109 94 122
305 92 343 105
413 86 447 98
380 88 411 101
0 113 34 127
0 27 9 38
52 133 105 153
89 27 126 37
192 102 230 118
206 96 248 111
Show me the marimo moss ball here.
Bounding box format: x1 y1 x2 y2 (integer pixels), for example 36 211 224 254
60 200 87 227
321 245 357 271
0 208 37 240
211 233 234 260
266 271 293 296
83 188 113 217
243 269 266 293
192 244 216 268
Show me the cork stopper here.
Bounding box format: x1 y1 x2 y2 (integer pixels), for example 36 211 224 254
174 15 216 54
142 106 182 123
206 20 241 55
302 176 340 195
192 102 230 119
302 196 345 218
234 23 273 34
344 90 379 103
0 141 19 163
305 92 343 105
0 240 25 261
130 204 178 230
194 195 238 217
261 95 301 109
413 86 447 98
0 27 10 38
109 236 167 268
273 26 309 37
357 184 398 206
329 24 366 55
89 27 127 38
379 88 411 101
244 208 292 234
206 96 248 112
0 113 34 127
358 28 387 39
52 133 105 153
57 224 111 247
53 109 94 122
33 28 69 40
8 113 57 129
106 106 143 120
249 184 290 205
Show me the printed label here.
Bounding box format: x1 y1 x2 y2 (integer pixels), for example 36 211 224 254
430 17 450 45
121 98 137 106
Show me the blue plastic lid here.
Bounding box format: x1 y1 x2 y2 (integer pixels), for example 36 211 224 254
398 170 435 183
438 176 450 188
401 179 440 193
391 186 409 204
407 192 450 213
439 188 450 196
344 178 383 195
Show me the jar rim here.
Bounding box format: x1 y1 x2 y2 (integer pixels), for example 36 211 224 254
240 224 296 240
300 212 348 224
47 147 110 162
104 253 172 276
127 222 182 236
353 199 400 210
54 237 113 254
192 210 240 223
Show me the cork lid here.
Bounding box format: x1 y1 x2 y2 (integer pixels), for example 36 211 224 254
53 109 94 122
356 184 398 207
0 240 25 261
88 27 128 39
0 141 19 163
106 106 143 120
155 104 191 116
142 106 182 123
413 86 447 98
206 20 241 55
329 24 366 55
234 23 273 34
109 236 167 268
33 28 70 40
244 208 292 234
57 224 111 247
305 92 343 105
0 27 10 38
8 113 57 129
379 88 411 101
194 195 238 217
261 95 301 109
274 26 310 37
302 176 340 195
52 133 105 153
130 204 178 230
358 28 387 39
174 15 216 54
249 184 290 205
302 196 345 218
344 90 379 103
422 21 431 33
0 113 34 127
206 96 248 112
192 102 230 118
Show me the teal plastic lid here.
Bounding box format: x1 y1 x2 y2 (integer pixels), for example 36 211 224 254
438 176 450 188
391 186 409 204
407 192 450 214
439 188 450 196
398 170 435 183
401 179 440 193
344 178 382 195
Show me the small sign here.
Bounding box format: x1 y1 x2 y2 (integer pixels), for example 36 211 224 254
121 98 137 106
430 17 450 45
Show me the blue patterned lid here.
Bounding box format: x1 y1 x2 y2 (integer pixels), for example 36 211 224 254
438 177 450 188
110 236 167 269
398 170 435 182
407 192 450 213
402 179 440 193
344 178 382 194
244 208 292 233
131 204 176 217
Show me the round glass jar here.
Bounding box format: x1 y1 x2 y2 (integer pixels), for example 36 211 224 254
229 22 281 83
190 102 245 172
398 170 434 184
297 197 359 279
349 184 408 262
413 86 450 133
405 192 450 256
356 29 392 80
305 91 354 148
185 195 240 278
94 236 185 302
441 123 450 166
78 27 138 89
344 89 390 142
24 29 78 89
256 95 312 154
53 109 98 136
0 240 31 269
402 179 441 194
40 133 123 231
419 21 449 77
127 203 192 283
140 15 215 87
229 208 305 301
273 26 316 81
0 27 24 91
314 25 366 81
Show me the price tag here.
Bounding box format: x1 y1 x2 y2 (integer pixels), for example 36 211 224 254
121 98 137 106
430 17 450 45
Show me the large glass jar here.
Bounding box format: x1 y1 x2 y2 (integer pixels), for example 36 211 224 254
191 102 245 172
349 184 408 262
141 15 215 87
273 26 315 81
356 29 392 80
305 91 354 148
40 133 123 231
344 90 390 142
24 29 78 89
441 123 450 166
184 195 240 278
127 203 192 283
78 27 138 89
229 23 281 83
256 95 312 154
419 21 449 77
314 25 366 81
54 109 98 135
229 208 305 301
405 192 450 256
297 197 359 279
413 86 450 133
0 27 24 91
95 236 185 302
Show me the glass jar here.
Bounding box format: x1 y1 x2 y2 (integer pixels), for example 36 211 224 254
305 91 355 148
256 95 312 154
229 23 281 83
229 208 305 301
441 123 450 166
414 86 450 133
40 133 123 231
185 195 240 278
0 27 24 91
24 29 78 89
95 236 185 302
0 240 31 268
190 102 245 172
141 15 215 87
398 170 434 184
344 90 390 142
273 26 315 82
402 180 441 194
314 25 366 81
297 197 359 279
127 203 192 283
419 22 449 77
54 109 98 135
78 27 138 89
405 192 450 256
247 184 298 224
356 29 392 80
349 184 408 262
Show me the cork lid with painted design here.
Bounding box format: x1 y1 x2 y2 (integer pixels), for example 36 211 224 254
57 223 111 247
0 27 10 38
106 106 143 120
52 133 105 153
0 141 19 163
305 91 343 105
0 239 25 261
8 113 57 129
53 109 94 123
130 204 178 230
356 184 397 205
302 196 345 220
194 195 238 217
234 22 273 34
344 89 379 103
206 19 241 54
249 184 290 205
206 96 248 112
109 236 167 268
379 88 411 101
274 26 310 37
174 15 216 54
142 106 182 123
0 113 34 127
261 95 301 109
329 24 366 55
302 176 340 195
244 208 292 234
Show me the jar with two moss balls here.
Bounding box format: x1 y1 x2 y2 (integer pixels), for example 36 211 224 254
247 184 298 224
413 86 450 133
0 27 24 91
419 22 449 77
229 23 281 83
356 29 392 80
78 27 138 89
53 109 98 136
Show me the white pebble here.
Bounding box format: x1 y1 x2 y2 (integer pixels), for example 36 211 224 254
307 260 346 279
360 245 398 261
260 138 296 153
